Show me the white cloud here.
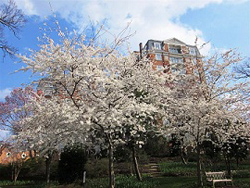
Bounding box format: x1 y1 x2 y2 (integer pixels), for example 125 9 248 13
9 0 245 55
0 130 11 141
0 88 11 101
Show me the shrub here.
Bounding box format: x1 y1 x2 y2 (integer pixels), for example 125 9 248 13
144 134 169 157
114 145 131 162
0 164 12 180
58 144 87 184
234 179 250 188
232 170 250 178
85 158 109 178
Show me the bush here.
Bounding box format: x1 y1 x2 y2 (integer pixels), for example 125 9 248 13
58 144 87 184
232 170 250 178
20 157 58 181
0 164 12 180
234 179 250 188
114 145 131 162
144 135 170 157
85 158 109 178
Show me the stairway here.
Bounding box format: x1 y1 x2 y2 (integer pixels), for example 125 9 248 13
141 159 162 177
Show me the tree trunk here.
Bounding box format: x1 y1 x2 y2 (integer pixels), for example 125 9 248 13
11 162 14 181
180 148 187 165
108 141 115 188
236 157 239 168
29 150 33 158
14 163 21 182
224 155 232 177
45 152 53 184
196 145 203 188
132 145 142 181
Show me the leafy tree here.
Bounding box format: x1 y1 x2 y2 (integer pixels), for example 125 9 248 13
0 0 26 58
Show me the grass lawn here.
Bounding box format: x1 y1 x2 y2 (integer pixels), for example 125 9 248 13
150 176 196 188
0 176 250 188
1 160 249 188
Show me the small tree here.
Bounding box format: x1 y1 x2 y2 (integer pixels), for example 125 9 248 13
0 87 36 181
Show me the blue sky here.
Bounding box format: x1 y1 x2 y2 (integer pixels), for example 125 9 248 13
0 0 250 102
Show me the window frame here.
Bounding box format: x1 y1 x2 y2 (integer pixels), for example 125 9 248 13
171 63 186 75
156 65 162 71
169 46 182 54
154 42 161 50
155 53 162 61
189 47 196 55
170 57 183 64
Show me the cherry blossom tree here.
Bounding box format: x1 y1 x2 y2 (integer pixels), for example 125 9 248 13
16 25 167 188
15 19 249 188
159 49 249 187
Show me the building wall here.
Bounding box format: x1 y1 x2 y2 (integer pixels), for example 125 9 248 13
0 148 34 164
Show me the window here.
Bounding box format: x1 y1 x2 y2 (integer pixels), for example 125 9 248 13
171 64 186 75
169 46 182 54
155 53 162 61
170 57 183 64
189 47 196 55
44 89 53 97
156 65 162 71
154 42 161 50
191 58 197 64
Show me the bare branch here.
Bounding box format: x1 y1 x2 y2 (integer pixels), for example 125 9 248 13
0 0 26 58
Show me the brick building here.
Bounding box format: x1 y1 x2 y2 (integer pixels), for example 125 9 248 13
137 38 203 76
0 146 34 164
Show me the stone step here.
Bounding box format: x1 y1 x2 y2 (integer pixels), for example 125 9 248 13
145 172 162 177
141 161 162 177
147 168 159 172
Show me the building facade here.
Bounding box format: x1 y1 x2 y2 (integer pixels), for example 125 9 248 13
137 38 203 76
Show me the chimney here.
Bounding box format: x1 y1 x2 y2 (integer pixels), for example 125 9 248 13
139 42 143 60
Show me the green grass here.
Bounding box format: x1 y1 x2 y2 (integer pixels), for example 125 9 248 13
150 176 196 188
0 176 249 188
159 162 197 176
0 180 34 186
85 176 157 188
0 181 53 188
1 160 249 188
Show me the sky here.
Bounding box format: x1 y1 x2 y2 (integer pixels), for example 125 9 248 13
0 0 250 103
